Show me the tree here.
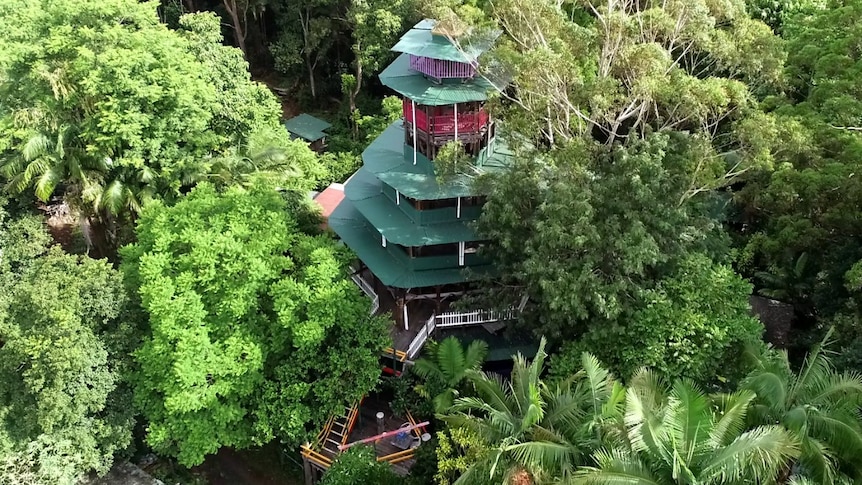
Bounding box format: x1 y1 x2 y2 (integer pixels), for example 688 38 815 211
553 254 764 385
576 371 800 485
122 184 389 466
0 239 135 484
742 330 862 483
413 337 488 414
0 0 325 250
734 0 862 322
442 339 622 484
320 446 400 485
270 0 341 98
344 0 411 116
486 0 783 187
477 133 726 341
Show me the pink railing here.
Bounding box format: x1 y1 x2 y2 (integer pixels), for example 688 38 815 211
409 54 476 79
402 99 490 135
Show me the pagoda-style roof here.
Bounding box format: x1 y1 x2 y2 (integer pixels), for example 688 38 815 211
329 201 496 289
344 168 481 246
391 19 499 63
380 54 505 106
284 113 331 142
362 121 513 200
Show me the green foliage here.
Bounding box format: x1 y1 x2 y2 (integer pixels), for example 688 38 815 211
478 133 727 340
0 197 51 274
434 427 492 485
122 184 389 466
734 0 862 325
576 371 801 484
0 0 324 230
554 254 764 385
742 330 862 482
745 0 826 32
319 446 399 485
0 245 135 484
441 339 622 484
413 337 488 413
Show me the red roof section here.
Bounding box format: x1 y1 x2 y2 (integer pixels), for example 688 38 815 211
313 183 345 228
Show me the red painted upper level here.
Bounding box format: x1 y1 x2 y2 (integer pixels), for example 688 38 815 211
402 99 490 135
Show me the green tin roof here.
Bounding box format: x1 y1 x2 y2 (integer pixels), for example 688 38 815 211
391 19 500 63
283 113 331 142
380 54 503 106
329 200 495 288
345 167 481 245
362 121 514 199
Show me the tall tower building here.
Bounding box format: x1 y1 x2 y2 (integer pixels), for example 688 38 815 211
329 19 510 330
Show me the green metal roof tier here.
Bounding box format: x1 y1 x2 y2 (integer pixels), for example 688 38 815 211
362 121 514 199
345 168 482 245
329 200 495 288
391 19 500 63
380 54 503 106
283 114 331 142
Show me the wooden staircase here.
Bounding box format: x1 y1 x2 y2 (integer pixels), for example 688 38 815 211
319 400 362 459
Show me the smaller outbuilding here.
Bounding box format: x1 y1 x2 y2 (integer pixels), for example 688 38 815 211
284 113 332 152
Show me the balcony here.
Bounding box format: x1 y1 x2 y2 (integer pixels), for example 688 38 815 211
402 99 490 135
409 54 476 81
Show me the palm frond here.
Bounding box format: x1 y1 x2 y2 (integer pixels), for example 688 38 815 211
437 336 468 385
710 390 756 448
505 440 576 478
575 448 661 485
701 425 799 484
796 436 836 485
580 352 617 418
666 380 709 463
464 339 489 370
34 164 63 201
22 133 50 161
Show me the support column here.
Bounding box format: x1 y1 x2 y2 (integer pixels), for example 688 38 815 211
403 297 409 331
412 99 417 165
303 455 313 485
396 189 400 205
456 197 461 219
458 241 465 266
454 103 458 142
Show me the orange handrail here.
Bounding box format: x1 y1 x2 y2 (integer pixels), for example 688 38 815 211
341 398 363 446
301 445 334 467
377 448 415 463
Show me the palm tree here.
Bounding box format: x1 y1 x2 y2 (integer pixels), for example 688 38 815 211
742 329 862 483
442 338 620 484
413 336 488 414
575 370 800 485
2 130 108 204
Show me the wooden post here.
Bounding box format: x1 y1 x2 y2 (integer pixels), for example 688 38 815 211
303 455 313 485
436 286 441 314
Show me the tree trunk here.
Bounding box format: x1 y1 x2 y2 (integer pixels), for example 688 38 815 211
184 0 196 12
223 0 248 59
306 58 317 98
350 55 362 138
299 9 317 98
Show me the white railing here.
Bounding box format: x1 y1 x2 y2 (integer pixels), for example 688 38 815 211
350 271 379 315
435 308 514 328
407 314 437 359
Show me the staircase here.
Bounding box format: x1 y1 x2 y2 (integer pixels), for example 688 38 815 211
319 400 362 458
